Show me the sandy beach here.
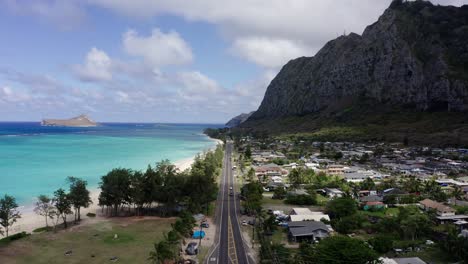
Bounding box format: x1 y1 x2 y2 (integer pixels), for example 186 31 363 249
1 138 223 239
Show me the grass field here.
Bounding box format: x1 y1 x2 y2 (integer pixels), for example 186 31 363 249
361 207 399 218
0 217 175 264
262 195 285 206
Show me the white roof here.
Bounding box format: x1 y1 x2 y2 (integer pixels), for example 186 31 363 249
291 208 313 215
290 214 330 222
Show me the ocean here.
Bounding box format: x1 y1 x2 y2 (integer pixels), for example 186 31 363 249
0 122 221 206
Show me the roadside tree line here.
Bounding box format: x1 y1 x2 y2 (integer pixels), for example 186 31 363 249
98 145 223 217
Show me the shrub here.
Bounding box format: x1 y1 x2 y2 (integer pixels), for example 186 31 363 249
368 234 396 253
272 188 287 200
86 212 96 217
333 214 366 234
33 226 52 233
0 232 30 245
285 194 317 205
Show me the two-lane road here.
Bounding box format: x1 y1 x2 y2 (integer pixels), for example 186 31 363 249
207 141 249 264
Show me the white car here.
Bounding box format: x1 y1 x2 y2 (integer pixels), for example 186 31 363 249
229 187 233 190
241 220 248 226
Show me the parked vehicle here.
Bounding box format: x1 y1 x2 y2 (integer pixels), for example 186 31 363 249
185 242 199 255
242 220 248 226
201 222 209 228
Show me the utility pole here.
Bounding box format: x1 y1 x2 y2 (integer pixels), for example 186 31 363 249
198 222 203 247
252 213 256 248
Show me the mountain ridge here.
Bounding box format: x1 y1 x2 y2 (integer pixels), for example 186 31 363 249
225 112 255 128
239 0 468 146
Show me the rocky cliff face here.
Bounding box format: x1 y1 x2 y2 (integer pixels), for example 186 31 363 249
225 112 255 128
41 114 97 127
249 1 468 121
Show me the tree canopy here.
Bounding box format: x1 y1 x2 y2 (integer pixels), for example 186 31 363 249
310 236 380 264
0 195 21 237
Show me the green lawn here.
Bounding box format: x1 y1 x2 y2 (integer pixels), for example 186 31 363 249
0 218 175 264
262 195 285 206
271 229 288 244
316 195 330 206
361 207 399 218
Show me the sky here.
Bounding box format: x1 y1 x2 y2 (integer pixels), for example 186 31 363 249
1 0 467 123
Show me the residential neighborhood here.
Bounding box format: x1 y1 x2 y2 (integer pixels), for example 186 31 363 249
232 135 468 263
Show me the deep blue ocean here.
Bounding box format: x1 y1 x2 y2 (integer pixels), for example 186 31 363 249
0 122 221 206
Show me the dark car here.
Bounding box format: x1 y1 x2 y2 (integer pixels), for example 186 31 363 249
201 222 209 228
185 242 198 255
229 191 234 196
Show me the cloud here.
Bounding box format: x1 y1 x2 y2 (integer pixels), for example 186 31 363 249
0 85 31 103
231 37 314 68
89 0 468 69
176 71 220 96
123 28 193 68
0 68 63 93
72 47 113 82
3 0 86 30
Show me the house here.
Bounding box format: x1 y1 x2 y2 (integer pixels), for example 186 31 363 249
283 162 298 169
271 176 283 183
436 214 468 224
343 172 369 183
327 164 345 175
288 221 330 242
359 190 378 197
324 188 344 198
254 163 288 179
289 208 330 222
291 208 314 215
458 176 468 183
383 188 407 196
380 257 427 264
419 199 455 216
264 181 285 191
305 162 319 169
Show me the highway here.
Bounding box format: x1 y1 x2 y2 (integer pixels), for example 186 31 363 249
206 141 250 264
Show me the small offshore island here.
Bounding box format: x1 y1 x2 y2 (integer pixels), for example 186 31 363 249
41 114 98 127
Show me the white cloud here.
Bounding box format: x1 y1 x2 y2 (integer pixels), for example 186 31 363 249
231 37 314 68
177 71 220 94
115 91 131 103
0 85 31 103
123 28 193 68
72 47 113 82
3 0 86 30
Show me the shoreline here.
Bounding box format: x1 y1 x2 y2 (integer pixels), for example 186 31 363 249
2 136 223 238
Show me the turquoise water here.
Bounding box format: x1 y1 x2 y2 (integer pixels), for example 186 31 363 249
0 123 220 206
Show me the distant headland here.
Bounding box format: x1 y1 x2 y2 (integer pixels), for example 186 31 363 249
41 114 98 127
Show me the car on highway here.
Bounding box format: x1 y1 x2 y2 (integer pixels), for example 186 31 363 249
185 242 199 255
229 186 233 190
229 191 234 196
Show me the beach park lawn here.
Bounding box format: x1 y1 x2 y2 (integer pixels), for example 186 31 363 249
0 217 175 264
